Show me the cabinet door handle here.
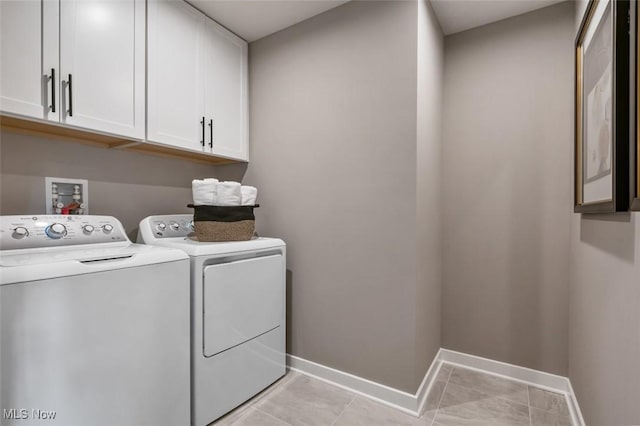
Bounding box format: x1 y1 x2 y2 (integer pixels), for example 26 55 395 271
200 117 205 146
50 68 56 113
208 118 213 148
67 74 73 117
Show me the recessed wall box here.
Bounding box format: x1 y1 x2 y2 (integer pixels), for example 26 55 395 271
45 177 89 215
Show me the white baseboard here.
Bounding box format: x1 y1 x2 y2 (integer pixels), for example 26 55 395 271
287 349 585 425
286 353 430 416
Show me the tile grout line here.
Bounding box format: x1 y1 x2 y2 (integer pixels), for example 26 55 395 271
254 406 294 426
528 385 575 424
251 372 297 426
329 393 358 426
430 363 454 426
247 374 289 409
214 392 260 425
447 364 537 409
437 364 535 425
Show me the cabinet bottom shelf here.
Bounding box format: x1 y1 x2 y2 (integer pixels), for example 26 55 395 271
0 114 243 165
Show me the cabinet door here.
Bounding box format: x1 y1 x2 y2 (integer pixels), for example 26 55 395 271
147 0 205 151
59 0 145 139
0 0 59 121
203 19 248 161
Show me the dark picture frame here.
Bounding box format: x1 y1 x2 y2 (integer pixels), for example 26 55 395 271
575 0 630 213
632 0 640 211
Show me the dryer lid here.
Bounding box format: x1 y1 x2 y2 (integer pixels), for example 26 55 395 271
142 236 285 257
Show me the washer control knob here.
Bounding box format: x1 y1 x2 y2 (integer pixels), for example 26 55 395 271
170 222 180 231
157 223 166 231
82 225 95 235
12 227 29 239
103 224 114 234
46 223 67 239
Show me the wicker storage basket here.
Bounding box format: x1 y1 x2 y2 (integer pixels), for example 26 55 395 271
188 204 258 242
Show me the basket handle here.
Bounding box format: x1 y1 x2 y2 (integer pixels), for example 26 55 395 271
187 204 260 208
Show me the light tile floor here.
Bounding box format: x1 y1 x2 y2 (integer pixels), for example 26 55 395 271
212 364 573 426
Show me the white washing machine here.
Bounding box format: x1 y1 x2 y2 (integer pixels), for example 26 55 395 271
0 215 191 426
137 215 286 426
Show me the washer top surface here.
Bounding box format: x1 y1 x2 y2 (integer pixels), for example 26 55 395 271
138 214 285 257
0 243 185 267
144 235 285 257
0 215 188 285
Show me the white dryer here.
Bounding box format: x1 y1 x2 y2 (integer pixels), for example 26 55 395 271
0 215 190 426
137 215 286 426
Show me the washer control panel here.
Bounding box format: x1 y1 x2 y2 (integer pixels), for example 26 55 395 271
146 215 194 239
0 215 128 250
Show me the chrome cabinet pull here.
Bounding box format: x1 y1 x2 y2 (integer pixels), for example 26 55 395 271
208 118 213 148
200 117 205 146
67 74 73 116
50 68 56 113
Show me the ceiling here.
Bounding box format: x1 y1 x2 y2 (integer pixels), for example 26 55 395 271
187 0 349 42
430 0 566 35
187 0 566 43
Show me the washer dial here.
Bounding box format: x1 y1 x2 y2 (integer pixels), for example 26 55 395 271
12 227 29 239
45 223 67 239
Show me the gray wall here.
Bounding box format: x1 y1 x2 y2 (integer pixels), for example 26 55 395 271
441 2 575 376
241 0 443 392
567 2 640 424
415 0 444 386
0 131 219 239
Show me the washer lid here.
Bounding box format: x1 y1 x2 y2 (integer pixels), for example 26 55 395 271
0 243 188 285
143 236 285 257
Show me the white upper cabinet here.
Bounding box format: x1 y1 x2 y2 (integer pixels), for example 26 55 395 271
1 0 247 163
59 0 145 139
203 19 248 161
147 0 205 151
0 0 145 139
0 0 59 121
147 0 248 161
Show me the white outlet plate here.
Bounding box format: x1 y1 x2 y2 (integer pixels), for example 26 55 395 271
45 177 89 215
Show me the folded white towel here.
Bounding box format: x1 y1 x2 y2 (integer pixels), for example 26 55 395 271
192 178 218 205
241 186 258 206
216 181 242 206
